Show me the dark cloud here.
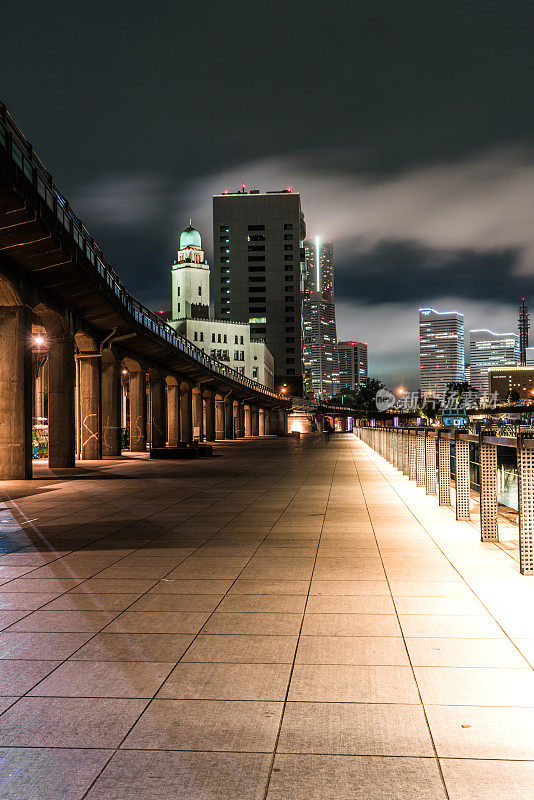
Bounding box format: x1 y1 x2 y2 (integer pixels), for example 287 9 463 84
2 0 534 384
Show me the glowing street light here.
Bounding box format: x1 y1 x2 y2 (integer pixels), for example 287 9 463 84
33 335 45 346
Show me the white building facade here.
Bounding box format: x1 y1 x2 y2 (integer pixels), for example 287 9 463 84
469 329 519 394
169 224 274 388
419 308 465 396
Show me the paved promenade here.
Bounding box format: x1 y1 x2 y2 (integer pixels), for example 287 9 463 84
0 435 533 799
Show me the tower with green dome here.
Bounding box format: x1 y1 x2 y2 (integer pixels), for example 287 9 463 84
171 221 210 320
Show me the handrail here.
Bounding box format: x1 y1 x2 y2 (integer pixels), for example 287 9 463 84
0 102 282 400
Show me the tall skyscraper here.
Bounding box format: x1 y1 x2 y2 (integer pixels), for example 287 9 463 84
213 188 306 395
518 298 529 365
419 308 465 396
302 238 339 400
337 341 368 392
469 329 519 394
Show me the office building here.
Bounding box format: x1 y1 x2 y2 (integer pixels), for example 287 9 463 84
213 188 306 395
489 366 534 401
169 223 274 387
337 341 368 392
302 238 339 400
469 329 519 395
419 308 464 396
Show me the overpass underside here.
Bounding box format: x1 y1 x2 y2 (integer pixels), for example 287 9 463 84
0 105 287 479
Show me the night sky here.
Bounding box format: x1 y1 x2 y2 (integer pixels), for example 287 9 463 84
3 1 534 388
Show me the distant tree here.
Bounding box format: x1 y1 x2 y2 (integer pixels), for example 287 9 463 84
507 389 520 403
329 389 359 407
354 377 386 417
445 381 477 406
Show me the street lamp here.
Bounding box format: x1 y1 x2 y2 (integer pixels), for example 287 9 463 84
33 335 45 346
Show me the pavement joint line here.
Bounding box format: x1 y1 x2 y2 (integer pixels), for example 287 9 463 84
349 436 451 800
77 438 334 800
261 437 341 800
0 451 309 715
359 438 534 672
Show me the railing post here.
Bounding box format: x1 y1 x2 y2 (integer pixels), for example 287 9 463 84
409 430 417 480
416 430 426 487
479 434 499 542
438 432 451 506
517 436 534 575
402 429 410 475
455 433 471 520
425 433 437 495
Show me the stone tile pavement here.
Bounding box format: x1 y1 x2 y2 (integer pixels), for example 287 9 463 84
0 434 533 798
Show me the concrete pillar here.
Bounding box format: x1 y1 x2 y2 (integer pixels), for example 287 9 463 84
251 406 259 436
244 405 252 437
517 438 534 575
0 306 32 479
149 374 166 448
101 353 121 456
224 397 233 439
129 370 147 452
33 356 46 422
215 397 225 440
425 434 436 495
235 403 245 438
479 439 498 541
438 435 451 506
180 386 193 443
79 356 101 460
270 409 279 435
408 432 417 480
278 410 287 435
455 435 470 521
416 431 426 487
192 388 203 441
48 325 75 468
264 409 271 435
259 408 265 436
167 383 179 446
205 393 216 441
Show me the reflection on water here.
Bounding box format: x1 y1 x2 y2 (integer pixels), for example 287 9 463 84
497 465 518 511
451 442 518 511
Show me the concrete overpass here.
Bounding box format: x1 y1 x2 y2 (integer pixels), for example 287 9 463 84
0 102 290 479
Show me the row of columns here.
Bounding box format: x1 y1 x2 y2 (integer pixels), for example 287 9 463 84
358 426 534 576
0 304 286 478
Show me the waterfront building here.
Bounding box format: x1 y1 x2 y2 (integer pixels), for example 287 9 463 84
419 308 465 396
469 329 519 395
170 223 274 387
213 187 306 395
337 340 368 392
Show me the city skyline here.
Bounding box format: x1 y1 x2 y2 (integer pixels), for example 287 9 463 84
3 3 534 390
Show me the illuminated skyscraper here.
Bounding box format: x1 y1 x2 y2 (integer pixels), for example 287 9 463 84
213 188 306 395
419 308 464 396
337 341 368 392
518 298 529 365
469 329 519 394
302 238 339 400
